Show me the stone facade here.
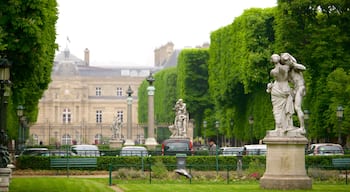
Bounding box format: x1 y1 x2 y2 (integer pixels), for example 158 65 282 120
29 49 152 146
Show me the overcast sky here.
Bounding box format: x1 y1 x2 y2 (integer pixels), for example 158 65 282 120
55 0 277 67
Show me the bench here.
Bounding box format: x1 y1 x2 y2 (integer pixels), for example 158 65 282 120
50 158 97 176
332 158 350 184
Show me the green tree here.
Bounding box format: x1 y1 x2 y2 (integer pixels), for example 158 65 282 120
177 49 212 137
0 0 58 139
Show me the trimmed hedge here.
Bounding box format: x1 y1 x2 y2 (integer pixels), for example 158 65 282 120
15 155 349 171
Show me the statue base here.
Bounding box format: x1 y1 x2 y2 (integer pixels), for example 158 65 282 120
260 133 312 190
0 168 12 192
124 139 135 146
109 139 123 149
145 138 158 150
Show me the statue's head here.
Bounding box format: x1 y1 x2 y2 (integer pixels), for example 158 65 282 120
270 54 280 64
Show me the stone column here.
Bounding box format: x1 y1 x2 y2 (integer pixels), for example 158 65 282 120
260 132 312 190
124 85 134 146
145 73 158 147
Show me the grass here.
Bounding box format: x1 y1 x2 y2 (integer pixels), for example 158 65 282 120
9 177 350 192
117 183 349 192
10 178 114 192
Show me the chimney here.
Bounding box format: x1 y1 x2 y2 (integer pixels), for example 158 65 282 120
84 48 90 66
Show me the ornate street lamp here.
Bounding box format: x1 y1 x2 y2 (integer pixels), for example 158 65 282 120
0 58 11 168
336 106 344 144
203 120 207 145
16 105 24 151
215 120 219 146
249 115 254 144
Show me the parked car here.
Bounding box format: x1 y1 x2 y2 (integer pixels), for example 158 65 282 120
244 144 267 156
161 138 193 156
120 146 148 157
71 144 100 156
220 147 244 156
308 143 344 156
19 148 49 156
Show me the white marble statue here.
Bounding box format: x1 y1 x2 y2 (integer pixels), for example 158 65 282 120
111 115 122 139
266 53 306 134
169 99 189 137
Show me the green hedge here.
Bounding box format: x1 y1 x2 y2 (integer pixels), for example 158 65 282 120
15 155 349 171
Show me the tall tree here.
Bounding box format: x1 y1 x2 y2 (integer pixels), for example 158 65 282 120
0 0 58 138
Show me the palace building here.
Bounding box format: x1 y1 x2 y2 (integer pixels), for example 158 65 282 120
29 47 152 146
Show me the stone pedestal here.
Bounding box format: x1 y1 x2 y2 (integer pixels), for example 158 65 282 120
260 132 312 190
109 139 123 149
0 168 12 192
145 138 158 150
124 139 135 146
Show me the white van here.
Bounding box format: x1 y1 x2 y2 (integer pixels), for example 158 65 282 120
243 144 267 156
71 144 100 157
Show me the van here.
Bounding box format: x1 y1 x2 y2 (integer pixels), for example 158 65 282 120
243 144 267 156
71 144 100 157
161 138 193 156
308 143 344 156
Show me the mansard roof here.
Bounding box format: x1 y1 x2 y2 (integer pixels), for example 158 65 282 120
53 51 153 78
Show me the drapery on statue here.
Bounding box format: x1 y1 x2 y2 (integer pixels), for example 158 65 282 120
111 115 122 139
266 53 306 134
169 99 189 137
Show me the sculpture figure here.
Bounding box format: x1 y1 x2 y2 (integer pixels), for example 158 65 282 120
169 99 188 137
111 115 122 139
267 53 306 134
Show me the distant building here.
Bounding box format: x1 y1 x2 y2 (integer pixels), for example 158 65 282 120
29 47 152 145
153 42 209 69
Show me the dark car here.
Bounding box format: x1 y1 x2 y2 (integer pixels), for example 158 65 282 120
161 138 193 156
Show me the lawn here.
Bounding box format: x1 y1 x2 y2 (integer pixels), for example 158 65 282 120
9 177 350 192
10 178 114 192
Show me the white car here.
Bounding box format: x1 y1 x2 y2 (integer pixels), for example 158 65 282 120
120 146 148 157
308 143 344 156
220 147 244 156
244 144 267 156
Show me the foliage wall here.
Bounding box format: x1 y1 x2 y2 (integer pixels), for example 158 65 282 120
138 67 178 126
275 0 350 144
177 49 212 137
208 8 275 143
0 0 58 139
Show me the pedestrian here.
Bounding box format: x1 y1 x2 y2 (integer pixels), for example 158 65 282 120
208 139 217 155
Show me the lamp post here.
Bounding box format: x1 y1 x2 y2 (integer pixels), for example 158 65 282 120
16 105 24 152
214 120 219 175
249 116 254 144
303 109 310 141
215 121 219 147
203 120 207 145
336 106 344 145
230 120 234 146
0 58 11 172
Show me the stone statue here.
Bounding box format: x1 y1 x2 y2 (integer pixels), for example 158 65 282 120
169 99 188 138
111 115 122 139
266 53 306 134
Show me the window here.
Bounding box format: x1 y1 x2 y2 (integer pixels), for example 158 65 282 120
116 87 123 96
62 108 71 123
96 110 102 123
117 110 124 122
61 134 71 145
96 87 102 96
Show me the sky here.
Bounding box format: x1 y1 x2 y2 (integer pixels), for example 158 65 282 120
55 0 277 67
